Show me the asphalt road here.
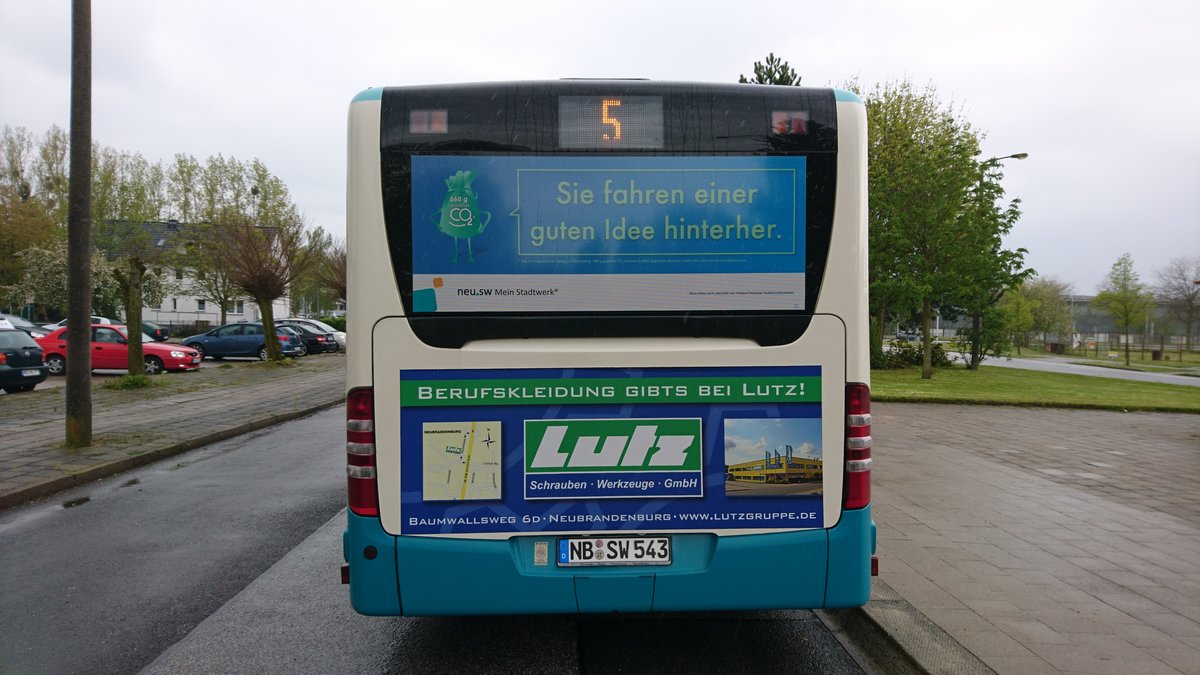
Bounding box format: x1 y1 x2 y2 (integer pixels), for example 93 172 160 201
979 354 1200 386
0 409 346 674
0 408 863 675
145 515 863 675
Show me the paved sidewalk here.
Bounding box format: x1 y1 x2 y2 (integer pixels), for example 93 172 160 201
2 365 1197 673
0 355 346 509
871 404 1200 674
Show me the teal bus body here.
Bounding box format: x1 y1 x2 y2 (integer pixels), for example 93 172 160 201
344 81 873 616
345 507 874 615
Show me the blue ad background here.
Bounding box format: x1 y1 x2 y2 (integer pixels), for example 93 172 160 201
412 156 807 276
399 366 824 535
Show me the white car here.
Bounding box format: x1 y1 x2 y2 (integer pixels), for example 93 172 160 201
42 316 113 332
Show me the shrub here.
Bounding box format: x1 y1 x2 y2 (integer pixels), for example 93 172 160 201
875 338 955 370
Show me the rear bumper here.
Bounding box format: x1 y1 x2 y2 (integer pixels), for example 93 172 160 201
344 505 875 616
0 365 49 388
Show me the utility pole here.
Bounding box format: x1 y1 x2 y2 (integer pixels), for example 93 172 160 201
65 0 93 447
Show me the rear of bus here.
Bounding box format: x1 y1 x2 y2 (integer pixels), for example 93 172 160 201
343 81 873 615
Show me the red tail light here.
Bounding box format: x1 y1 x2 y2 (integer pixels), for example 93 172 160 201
346 387 378 516
844 383 872 510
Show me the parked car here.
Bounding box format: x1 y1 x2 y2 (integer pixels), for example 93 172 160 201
0 313 49 338
276 325 308 356
277 318 345 350
42 316 113 332
40 316 169 342
142 320 170 341
277 321 339 355
35 324 201 375
182 322 304 360
0 318 49 393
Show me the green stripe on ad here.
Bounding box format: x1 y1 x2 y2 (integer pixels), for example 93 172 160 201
401 376 820 407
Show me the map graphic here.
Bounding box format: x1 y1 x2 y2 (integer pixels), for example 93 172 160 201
421 421 502 501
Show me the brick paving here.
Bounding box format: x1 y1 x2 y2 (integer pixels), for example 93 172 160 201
3 363 1199 673
0 354 345 509
874 403 1200 674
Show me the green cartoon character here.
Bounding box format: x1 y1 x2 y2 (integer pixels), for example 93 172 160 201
431 170 491 263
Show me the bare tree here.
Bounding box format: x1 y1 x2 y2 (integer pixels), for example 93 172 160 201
316 236 347 303
1154 256 1200 350
186 222 242 326
212 212 315 359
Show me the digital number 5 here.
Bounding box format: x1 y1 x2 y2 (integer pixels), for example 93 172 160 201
602 99 622 141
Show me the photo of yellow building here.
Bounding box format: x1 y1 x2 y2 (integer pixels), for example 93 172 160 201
726 445 823 484
724 418 823 497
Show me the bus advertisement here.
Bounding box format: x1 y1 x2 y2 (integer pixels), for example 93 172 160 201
343 81 874 615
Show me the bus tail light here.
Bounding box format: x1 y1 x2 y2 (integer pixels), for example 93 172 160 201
346 387 378 516
844 383 872 510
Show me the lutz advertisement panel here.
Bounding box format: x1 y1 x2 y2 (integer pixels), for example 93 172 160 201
399 366 825 536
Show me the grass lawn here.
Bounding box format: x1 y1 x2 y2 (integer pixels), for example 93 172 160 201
871 365 1200 413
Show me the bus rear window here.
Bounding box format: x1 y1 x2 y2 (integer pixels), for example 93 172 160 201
410 155 807 314
378 82 839 346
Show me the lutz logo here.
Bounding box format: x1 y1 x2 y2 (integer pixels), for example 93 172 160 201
525 419 702 473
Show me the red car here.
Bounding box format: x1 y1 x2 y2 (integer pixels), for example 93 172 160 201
36 325 202 375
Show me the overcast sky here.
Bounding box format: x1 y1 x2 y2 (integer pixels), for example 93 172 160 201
2 1 1197 292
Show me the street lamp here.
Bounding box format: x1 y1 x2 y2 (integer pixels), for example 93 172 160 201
983 152 1029 166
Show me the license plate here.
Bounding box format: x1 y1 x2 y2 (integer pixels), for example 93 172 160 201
21 369 40 377
191 357 201 364
557 536 671 567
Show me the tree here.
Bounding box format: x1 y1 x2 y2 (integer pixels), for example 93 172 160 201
1024 277 1074 344
1093 253 1154 366
4 241 120 315
998 284 1037 355
1 126 62 299
166 153 202 222
162 153 310 328
34 125 71 227
91 148 176 375
1154 256 1200 350
316 233 347 304
739 53 800 86
952 159 1032 369
859 80 983 378
211 210 316 360
185 222 242 326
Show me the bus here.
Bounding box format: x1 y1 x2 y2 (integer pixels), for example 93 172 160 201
342 80 874 615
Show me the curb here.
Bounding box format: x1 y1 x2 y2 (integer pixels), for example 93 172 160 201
816 579 994 675
0 396 344 511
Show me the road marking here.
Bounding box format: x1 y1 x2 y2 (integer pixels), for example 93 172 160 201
459 422 476 500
